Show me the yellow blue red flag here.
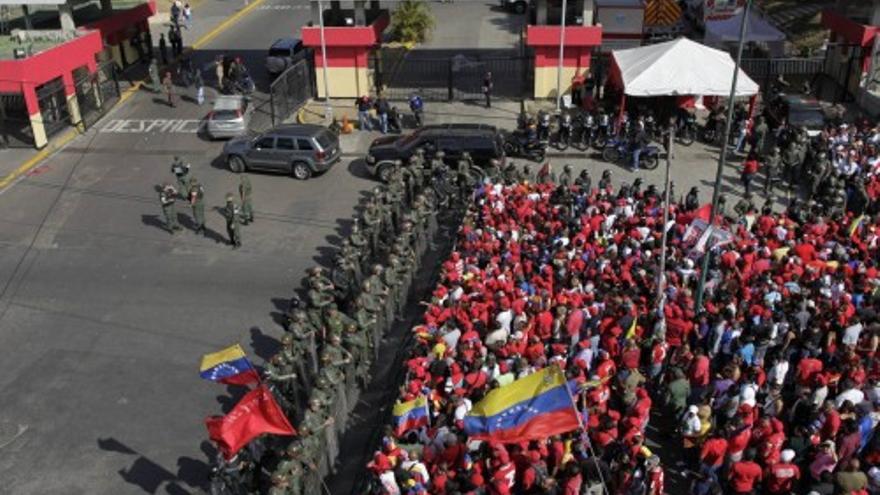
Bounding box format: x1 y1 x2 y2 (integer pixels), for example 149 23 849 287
200 344 260 386
392 395 429 437
464 366 581 443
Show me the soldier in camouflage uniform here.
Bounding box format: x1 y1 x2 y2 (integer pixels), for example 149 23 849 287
348 220 370 270
298 398 335 475
264 353 299 414
559 164 574 188
271 442 314 495
323 304 354 342
383 179 403 234
305 267 335 336
354 290 382 354
763 146 782 196
286 308 318 379
483 158 501 183
361 200 384 256
158 183 182 234
342 322 372 386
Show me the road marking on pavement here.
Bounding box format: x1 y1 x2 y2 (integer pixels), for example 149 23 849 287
257 3 309 9
0 0 266 192
192 0 267 50
99 119 202 134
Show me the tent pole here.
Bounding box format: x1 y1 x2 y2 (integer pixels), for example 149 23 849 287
694 0 752 312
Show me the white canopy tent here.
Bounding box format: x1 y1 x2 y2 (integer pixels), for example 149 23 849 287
704 10 785 57
611 37 760 97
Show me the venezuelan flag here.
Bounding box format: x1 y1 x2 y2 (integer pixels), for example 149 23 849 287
200 344 260 386
849 215 865 238
392 396 429 437
464 366 581 443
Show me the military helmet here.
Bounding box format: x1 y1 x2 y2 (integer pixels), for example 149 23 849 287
435 150 445 158
563 164 572 172
225 193 234 202
286 442 302 456
489 158 500 167
189 177 199 186
309 266 323 275
316 375 329 388
281 334 293 345
415 147 425 155
372 264 383 273
602 169 611 178
462 151 471 159
271 473 286 485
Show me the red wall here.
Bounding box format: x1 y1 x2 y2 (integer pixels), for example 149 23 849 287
85 0 157 44
0 29 103 92
302 12 389 68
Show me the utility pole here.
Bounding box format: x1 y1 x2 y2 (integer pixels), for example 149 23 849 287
656 119 674 339
555 0 568 111
694 0 752 311
318 0 333 122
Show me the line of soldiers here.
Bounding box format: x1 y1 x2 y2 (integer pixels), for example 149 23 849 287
158 156 254 248
215 151 458 495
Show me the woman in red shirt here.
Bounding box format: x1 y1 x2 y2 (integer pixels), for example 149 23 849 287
742 152 760 197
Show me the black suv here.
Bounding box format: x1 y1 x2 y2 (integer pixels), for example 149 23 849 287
365 124 505 181
265 38 305 78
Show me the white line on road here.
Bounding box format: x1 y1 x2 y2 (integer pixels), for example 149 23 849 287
257 4 309 9
99 119 202 134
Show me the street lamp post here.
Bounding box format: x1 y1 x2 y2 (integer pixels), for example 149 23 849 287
318 0 333 122
555 0 567 111
656 120 674 339
694 0 752 311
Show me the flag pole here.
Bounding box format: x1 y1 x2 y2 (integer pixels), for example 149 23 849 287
694 0 752 312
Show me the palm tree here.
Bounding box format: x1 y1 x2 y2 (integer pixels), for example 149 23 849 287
390 0 435 45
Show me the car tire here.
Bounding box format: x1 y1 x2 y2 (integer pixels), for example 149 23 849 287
376 162 395 182
292 161 312 180
228 156 246 173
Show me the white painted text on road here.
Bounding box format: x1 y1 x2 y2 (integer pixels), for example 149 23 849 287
100 119 202 134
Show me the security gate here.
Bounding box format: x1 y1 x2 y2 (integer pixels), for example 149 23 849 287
36 77 69 139
76 62 120 130
0 93 35 149
376 49 533 102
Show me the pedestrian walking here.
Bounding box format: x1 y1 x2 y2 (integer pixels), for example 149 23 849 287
163 71 176 107
188 177 206 236
375 95 390 134
239 175 253 225
355 95 373 131
158 33 168 65
183 2 192 29
159 184 182 234
171 156 190 195
148 58 161 93
170 0 181 27
194 70 204 105
741 152 759 198
482 71 493 108
215 56 224 91
223 194 243 248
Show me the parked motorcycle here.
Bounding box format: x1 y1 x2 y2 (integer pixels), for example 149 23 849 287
593 111 612 149
601 137 660 170
573 112 595 150
537 110 551 143
503 129 547 162
553 112 573 150
677 115 697 146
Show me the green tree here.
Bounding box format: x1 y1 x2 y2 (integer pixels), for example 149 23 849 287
390 0 435 45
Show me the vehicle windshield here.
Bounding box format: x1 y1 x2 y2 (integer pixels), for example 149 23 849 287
315 130 334 149
789 108 825 129
212 110 240 120
398 132 421 149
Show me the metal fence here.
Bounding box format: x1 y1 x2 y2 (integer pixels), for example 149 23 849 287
36 77 69 140
376 51 533 102
76 62 120 130
740 57 825 87
268 52 315 127
0 93 35 149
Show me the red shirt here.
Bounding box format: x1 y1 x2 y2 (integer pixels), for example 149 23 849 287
689 355 710 386
743 159 759 175
729 460 763 493
765 462 800 494
700 437 728 467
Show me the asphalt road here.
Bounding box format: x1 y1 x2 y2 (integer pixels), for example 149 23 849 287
0 2 372 494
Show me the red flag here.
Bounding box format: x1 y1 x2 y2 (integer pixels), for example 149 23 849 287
694 203 712 222
205 385 296 459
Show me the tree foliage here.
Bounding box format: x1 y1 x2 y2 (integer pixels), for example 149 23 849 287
390 0 435 45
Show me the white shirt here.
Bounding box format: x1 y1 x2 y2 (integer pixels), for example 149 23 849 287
768 361 789 387
843 323 864 347
835 388 866 408
454 398 473 422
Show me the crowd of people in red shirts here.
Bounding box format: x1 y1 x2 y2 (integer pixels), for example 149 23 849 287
363 148 880 494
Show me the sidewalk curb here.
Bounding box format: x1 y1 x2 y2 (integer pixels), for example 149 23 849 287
0 0 266 192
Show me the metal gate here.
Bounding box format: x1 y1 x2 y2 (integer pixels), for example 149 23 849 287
376 49 533 102
268 51 316 128
76 62 120 130
0 93 35 149
36 77 69 139
740 57 825 89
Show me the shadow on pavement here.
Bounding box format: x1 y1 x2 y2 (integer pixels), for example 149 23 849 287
99 437 209 494
249 326 280 361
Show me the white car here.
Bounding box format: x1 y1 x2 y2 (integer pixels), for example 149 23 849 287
205 95 252 140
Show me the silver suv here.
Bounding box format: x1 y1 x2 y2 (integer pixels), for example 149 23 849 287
221 124 341 180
